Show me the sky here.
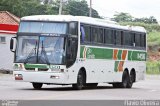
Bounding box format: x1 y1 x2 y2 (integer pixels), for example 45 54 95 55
86 0 160 22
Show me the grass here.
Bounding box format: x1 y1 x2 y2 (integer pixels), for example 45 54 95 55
148 31 160 46
146 61 160 75
146 31 160 75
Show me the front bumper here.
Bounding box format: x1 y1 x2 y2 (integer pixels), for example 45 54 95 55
13 71 69 84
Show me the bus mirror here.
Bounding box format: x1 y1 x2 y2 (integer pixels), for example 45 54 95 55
10 37 16 52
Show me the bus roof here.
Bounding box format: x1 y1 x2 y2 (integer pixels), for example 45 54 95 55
21 15 146 33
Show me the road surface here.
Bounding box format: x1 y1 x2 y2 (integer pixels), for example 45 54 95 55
0 74 160 100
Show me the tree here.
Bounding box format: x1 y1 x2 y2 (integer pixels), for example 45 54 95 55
0 0 101 18
66 0 89 16
65 0 101 18
0 0 58 17
90 8 101 18
133 16 158 24
113 12 133 22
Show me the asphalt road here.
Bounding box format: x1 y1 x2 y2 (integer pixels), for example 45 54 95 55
0 74 160 100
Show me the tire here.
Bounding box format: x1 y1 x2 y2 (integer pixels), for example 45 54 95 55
112 71 133 88
86 83 98 88
32 83 43 90
121 71 129 88
127 72 135 88
72 71 85 90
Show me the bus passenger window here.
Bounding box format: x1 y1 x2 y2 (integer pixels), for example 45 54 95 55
80 26 85 43
104 29 114 45
123 31 132 46
92 27 98 43
115 31 122 45
83 25 91 43
135 33 141 47
140 34 146 47
98 28 103 43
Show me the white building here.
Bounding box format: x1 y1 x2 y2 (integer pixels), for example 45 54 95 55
0 11 19 71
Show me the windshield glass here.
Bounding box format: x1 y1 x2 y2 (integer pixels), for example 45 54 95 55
38 36 65 64
15 36 65 64
19 22 67 34
16 36 38 63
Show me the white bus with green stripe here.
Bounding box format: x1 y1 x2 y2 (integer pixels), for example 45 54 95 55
10 15 147 90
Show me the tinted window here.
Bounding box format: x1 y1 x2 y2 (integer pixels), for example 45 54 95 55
83 25 91 42
104 29 114 45
91 27 98 43
135 33 141 47
124 31 132 46
140 34 146 47
115 31 122 45
98 28 103 43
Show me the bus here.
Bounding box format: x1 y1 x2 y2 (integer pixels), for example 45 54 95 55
10 15 147 90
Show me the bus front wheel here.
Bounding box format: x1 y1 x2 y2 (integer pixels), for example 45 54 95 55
32 83 43 89
72 71 86 90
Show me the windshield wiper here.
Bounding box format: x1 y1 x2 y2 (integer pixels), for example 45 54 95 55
39 41 50 65
24 41 37 64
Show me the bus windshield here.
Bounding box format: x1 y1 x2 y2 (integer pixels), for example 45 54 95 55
15 35 65 65
19 21 67 34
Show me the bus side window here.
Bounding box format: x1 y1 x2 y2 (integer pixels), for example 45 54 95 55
91 27 98 43
98 28 103 43
135 33 141 47
131 33 135 47
81 25 91 43
123 31 132 47
80 26 85 43
104 28 114 45
115 30 122 46
140 34 146 48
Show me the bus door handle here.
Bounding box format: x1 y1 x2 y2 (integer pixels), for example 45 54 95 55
92 71 95 73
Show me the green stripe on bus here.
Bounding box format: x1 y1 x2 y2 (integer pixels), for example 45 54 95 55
80 46 85 58
103 49 113 59
91 48 104 59
117 50 122 60
80 46 113 59
24 64 48 69
128 51 147 61
114 61 119 72
80 46 146 61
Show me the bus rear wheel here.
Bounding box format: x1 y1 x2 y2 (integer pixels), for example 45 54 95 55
72 71 85 90
121 70 133 88
127 71 135 88
32 83 43 89
112 70 132 88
